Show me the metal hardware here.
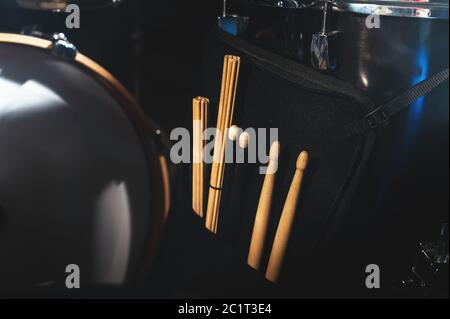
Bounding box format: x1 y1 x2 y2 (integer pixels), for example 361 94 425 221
242 0 449 19
50 33 78 61
365 107 390 129
223 0 227 17
20 25 45 38
311 1 339 71
435 223 449 264
218 0 250 36
396 224 449 297
153 129 165 154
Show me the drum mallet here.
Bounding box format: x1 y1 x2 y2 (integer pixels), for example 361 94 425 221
266 151 309 283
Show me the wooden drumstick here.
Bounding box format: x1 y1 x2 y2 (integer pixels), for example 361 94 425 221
192 98 200 215
247 141 280 271
206 55 240 233
192 97 209 217
200 98 208 217
265 151 309 283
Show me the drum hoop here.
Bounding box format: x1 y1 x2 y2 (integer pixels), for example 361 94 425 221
243 0 449 19
0 33 137 114
0 32 171 278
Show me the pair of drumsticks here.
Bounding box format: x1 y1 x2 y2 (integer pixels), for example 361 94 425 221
247 143 309 283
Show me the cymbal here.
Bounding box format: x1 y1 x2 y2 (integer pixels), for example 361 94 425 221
0 0 125 11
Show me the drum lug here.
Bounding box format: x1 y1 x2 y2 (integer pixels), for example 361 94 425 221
218 0 250 36
311 1 339 71
50 33 78 61
152 129 165 154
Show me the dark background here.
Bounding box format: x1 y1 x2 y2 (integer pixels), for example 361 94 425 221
0 0 221 133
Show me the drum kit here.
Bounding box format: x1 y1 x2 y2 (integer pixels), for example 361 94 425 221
0 0 448 297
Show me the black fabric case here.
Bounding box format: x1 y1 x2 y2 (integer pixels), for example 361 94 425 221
148 29 378 298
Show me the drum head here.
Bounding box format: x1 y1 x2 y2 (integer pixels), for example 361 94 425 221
0 34 166 295
0 0 125 11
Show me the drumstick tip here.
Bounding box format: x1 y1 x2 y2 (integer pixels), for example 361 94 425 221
296 151 309 171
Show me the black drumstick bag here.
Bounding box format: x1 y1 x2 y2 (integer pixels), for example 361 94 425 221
149 28 447 298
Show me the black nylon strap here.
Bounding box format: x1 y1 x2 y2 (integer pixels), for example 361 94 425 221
346 68 449 136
